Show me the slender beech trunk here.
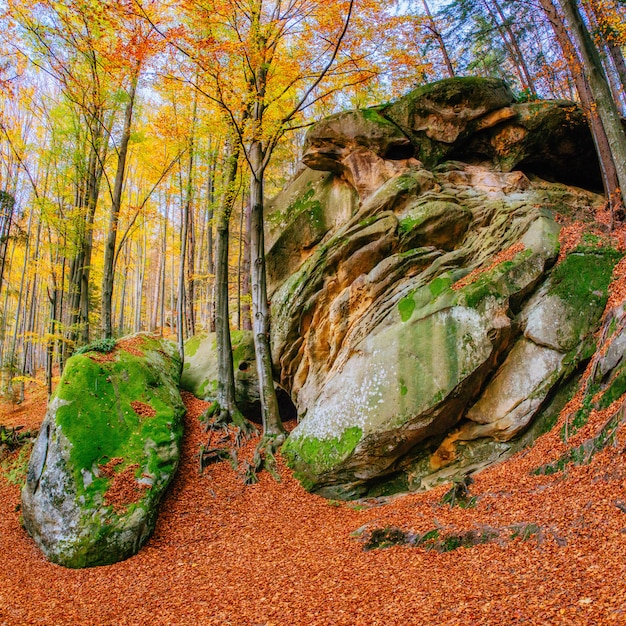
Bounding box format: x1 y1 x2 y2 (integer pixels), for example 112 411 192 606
581 0 626 99
0 228 17 366
21 213 43 392
206 151 216 331
160 200 169 335
0 191 15 297
249 141 283 437
46 286 57 398
102 72 139 339
606 42 626 101
177 193 189 360
490 0 536 96
237 194 245 330
185 94 198 339
557 0 626 210
68 111 106 347
150 234 163 331
240 198 252 331
214 138 240 417
134 229 146 333
9 201 34 399
479 0 533 94
421 0 455 78
118 243 129 333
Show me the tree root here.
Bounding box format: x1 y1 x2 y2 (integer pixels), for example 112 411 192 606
198 445 238 473
200 402 257 440
242 433 287 484
198 404 287 485
198 403 258 475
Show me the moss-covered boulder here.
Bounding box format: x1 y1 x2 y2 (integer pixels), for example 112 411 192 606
300 77 599 190
21 334 185 568
181 331 259 418
280 212 563 498
383 76 516 166
181 331 296 423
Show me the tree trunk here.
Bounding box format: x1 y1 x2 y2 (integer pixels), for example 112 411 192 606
160 199 169 335
102 73 138 339
240 199 252 331
134 232 146 332
0 191 15 298
67 110 106 348
46 286 57 398
421 0 455 78
607 41 626 101
177 194 189 360
491 0 536 96
185 94 198 339
539 0 620 205
214 139 240 417
479 0 532 94
581 0 626 101
557 0 626 210
249 141 283 437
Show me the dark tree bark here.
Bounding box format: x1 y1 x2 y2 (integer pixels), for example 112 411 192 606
177 96 198 358
249 140 284 438
556 0 626 212
213 137 246 425
421 0 456 78
480 0 536 95
185 95 199 339
67 109 107 348
0 191 15 298
102 72 139 339
539 0 619 207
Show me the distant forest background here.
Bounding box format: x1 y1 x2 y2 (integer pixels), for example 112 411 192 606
0 0 624 401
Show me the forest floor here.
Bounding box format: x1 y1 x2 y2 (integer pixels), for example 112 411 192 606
1 381 626 626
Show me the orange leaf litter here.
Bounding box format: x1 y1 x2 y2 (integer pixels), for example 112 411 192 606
452 242 525 291
1 384 625 625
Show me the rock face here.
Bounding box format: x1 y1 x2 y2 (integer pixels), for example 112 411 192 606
266 77 620 499
22 334 185 567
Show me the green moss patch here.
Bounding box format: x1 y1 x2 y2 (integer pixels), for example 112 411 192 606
549 248 621 315
54 339 184 509
184 334 206 359
398 293 417 322
282 427 362 489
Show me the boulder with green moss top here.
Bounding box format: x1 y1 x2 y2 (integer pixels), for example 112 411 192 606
181 331 296 423
382 76 516 166
265 77 620 499
21 334 184 568
181 331 259 418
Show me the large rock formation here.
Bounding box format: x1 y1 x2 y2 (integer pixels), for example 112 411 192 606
266 77 620 499
22 334 185 567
